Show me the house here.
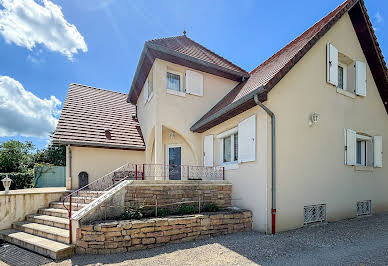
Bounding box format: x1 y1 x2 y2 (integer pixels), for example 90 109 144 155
53 0 388 233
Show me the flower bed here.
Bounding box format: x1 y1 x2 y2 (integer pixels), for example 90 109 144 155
76 209 252 254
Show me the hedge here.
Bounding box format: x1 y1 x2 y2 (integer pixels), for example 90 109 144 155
0 171 34 191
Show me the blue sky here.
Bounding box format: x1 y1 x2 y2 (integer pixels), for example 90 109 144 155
0 0 386 149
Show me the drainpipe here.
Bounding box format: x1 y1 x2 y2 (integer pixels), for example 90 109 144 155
67 144 72 190
254 94 276 234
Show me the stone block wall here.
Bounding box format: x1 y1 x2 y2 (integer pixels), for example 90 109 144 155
125 181 232 213
76 209 252 254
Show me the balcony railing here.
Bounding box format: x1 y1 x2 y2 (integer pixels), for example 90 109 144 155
63 163 224 243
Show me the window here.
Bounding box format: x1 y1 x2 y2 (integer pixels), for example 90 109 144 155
327 43 367 96
337 62 348 91
356 135 373 166
222 133 238 163
338 65 344 89
345 129 382 168
167 72 181 92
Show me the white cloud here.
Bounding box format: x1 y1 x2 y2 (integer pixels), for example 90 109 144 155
0 76 61 138
375 11 383 24
0 0 87 60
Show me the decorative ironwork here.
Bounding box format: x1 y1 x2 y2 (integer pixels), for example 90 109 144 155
357 200 371 216
304 204 326 224
142 164 224 180
63 162 225 243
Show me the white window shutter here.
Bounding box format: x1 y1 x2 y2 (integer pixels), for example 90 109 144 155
373 136 383 168
203 135 214 167
185 70 203 96
143 78 148 104
344 128 356 165
355 61 367 96
327 43 338 86
238 115 256 163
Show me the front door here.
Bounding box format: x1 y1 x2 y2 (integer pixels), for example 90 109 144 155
168 147 181 180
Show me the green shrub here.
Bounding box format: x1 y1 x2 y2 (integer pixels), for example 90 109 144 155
158 208 172 217
0 171 34 191
177 203 198 215
120 206 144 220
202 203 220 212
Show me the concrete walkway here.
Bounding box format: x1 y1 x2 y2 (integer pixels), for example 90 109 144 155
2 213 388 265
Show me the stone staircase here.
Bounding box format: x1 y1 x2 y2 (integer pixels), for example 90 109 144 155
0 191 105 260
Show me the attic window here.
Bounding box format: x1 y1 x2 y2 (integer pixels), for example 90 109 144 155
104 128 111 139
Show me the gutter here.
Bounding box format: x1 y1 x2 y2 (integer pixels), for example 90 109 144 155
253 94 276 235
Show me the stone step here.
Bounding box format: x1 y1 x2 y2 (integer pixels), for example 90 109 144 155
26 214 69 230
0 229 74 260
50 201 86 211
38 208 69 218
76 191 106 198
13 221 70 244
62 196 95 204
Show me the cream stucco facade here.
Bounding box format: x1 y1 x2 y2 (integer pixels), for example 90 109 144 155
66 146 144 190
263 13 388 231
65 8 387 234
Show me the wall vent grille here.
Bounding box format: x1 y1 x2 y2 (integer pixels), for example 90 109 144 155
304 204 326 224
357 200 371 216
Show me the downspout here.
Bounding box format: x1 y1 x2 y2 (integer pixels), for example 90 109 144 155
254 94 276 234
67 144 72 190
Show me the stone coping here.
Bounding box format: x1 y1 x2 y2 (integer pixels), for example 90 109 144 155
0 187 67 196
84 208 250 226
130 180 230 186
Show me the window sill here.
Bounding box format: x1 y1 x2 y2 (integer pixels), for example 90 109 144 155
354 165 373 172
220 162 239 170
167 89 185 97
337 88 355 98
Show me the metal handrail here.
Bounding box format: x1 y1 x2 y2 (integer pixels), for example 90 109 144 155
62 162 136 243
63 163 225 243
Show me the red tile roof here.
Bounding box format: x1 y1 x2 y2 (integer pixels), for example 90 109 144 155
191 0 388 132
53 84 145 150
148 35 248 75
128 35 249 104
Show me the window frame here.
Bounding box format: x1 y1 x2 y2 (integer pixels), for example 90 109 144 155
166 70 183 93
337 61 347 91
222 132 238 164
356 134 372 167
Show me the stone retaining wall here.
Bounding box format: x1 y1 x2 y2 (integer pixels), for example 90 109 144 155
76 209 252 254
125 181 232 213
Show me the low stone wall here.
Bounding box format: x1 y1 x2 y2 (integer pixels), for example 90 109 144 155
76 209 252 254
125 181 232 213
0 187 67 230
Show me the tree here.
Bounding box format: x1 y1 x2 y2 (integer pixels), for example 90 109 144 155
34 144 66 166
0 140 35 173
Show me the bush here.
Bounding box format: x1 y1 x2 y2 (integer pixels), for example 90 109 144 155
158 208 171 217
202 203 220 212
120 206 144 220
177 203 198 215
0 171 34 191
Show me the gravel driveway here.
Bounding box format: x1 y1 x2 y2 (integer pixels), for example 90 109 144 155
3 213 388 265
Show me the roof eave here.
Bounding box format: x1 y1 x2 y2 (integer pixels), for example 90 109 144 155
127 44 150 104
127 42 250 105
190 86 266 133
146 42 250 79
52 139 146 151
